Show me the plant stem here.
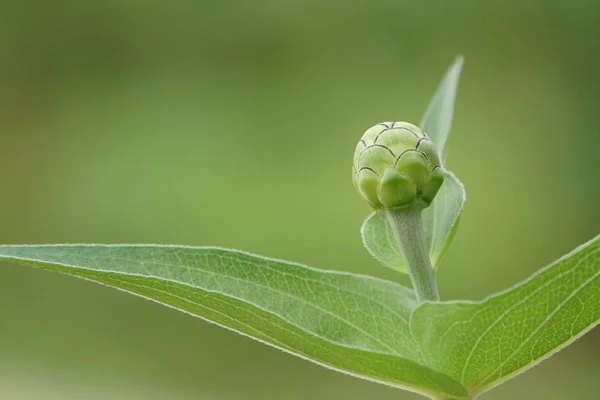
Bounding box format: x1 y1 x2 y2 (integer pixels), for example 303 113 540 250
385 206 440 302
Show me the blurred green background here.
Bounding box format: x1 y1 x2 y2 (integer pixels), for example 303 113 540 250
1 0 598 399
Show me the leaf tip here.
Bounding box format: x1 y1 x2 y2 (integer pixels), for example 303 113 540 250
454 54 465 67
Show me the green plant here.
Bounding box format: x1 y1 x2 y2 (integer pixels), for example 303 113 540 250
0 56 598 400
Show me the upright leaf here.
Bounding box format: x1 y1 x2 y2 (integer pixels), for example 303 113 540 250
421 170 466 268
420 55 464 159
411 234 600 396
0 245 468 398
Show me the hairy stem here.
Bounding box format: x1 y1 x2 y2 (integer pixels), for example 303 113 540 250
385 206 440 302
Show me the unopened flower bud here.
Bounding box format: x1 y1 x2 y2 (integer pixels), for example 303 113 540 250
352 122 444 210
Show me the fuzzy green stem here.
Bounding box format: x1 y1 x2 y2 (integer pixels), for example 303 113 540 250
385 206 440 302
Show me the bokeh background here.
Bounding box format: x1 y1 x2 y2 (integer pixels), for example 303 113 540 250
1 1 599 399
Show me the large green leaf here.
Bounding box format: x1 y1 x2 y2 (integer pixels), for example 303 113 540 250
361 56 465 275
0 245 468 399
412 234 600 397
1 236 598 399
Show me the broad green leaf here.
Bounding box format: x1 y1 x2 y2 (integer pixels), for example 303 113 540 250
420 55 464 159
1 237 598 399
361 170 465 273
0 245 468 398
411 234 600 397
361 56 465 275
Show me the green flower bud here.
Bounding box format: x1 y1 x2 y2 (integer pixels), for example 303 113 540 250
352 122 444 210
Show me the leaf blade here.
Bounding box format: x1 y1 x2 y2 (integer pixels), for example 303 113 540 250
420 55 464 158
361 212 407 273
422 170 466 268
410 234 600 394
0 244 468 398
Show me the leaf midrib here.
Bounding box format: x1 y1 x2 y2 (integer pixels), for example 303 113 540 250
52 247 415 321
92 272 409 385
479 256 600 383
55 267 465 397
459 247 600 382
3 250 416 357
87 252 413 355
